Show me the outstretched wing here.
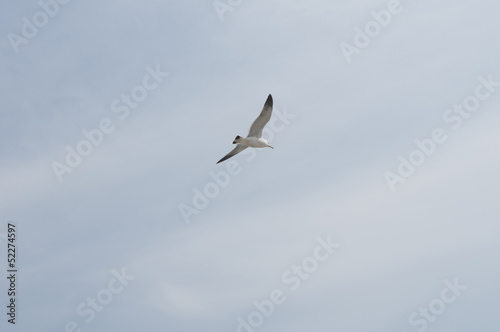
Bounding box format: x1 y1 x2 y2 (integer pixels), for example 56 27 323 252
247 94 273 138
216 144 248 164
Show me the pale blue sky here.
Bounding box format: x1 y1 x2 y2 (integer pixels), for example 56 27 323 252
1 1 499 331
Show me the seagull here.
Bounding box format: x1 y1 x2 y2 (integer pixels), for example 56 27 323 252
216 94 274 164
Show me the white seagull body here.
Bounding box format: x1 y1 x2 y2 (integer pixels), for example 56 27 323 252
217 94 274 164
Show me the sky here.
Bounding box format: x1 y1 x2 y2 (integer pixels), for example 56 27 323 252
1 0 500 331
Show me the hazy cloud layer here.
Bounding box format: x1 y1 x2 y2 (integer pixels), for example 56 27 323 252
1 0 499 331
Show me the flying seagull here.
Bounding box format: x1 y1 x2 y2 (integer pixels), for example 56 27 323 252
217 94 274 164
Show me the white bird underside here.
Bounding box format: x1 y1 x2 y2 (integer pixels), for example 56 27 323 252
217 94 273 164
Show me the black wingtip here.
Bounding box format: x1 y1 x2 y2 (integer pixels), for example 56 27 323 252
266 94 273 107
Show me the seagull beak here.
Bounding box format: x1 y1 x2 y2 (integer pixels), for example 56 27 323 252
269 145 274 149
